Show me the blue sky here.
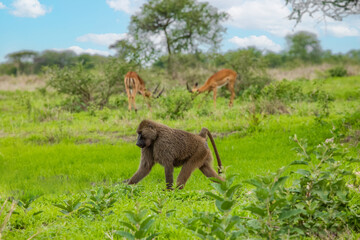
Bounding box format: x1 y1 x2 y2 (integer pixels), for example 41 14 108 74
0 0 359 63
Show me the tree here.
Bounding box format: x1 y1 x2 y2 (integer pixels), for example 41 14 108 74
109 38 157 68
286 0 360 23
128 0 228 76
285 31 322 63
6 50 38 75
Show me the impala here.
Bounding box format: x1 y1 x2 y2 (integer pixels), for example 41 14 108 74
187 69 237 107
124 71 163 111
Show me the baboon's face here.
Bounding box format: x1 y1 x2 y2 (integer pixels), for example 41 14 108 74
136 121 157 148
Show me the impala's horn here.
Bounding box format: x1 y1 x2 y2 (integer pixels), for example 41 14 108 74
152 83 160 94
155 88 164 98
186 82 192 93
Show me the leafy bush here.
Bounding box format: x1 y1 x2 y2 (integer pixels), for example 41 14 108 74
261 80 306 102
244 134 360 238
327 66 348 77
155 89 193 119
45 59 131 111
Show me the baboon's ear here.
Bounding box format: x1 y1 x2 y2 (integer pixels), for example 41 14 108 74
195 82 198 87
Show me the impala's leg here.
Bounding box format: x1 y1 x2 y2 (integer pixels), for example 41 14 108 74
131 91 137 112
212 88 217 108
125 88 132 111
227 81 235 107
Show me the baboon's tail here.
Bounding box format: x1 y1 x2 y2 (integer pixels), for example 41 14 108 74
199 128 223 174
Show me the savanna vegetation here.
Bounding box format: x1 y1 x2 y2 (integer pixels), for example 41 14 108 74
1 0 360 239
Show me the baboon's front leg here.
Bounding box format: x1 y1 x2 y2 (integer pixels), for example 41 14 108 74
128 149 154 184
164 165 174 189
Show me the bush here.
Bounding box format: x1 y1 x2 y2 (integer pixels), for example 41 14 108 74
45 59 131 111
327 66 348 77
261 80 306 102
155 89 193 119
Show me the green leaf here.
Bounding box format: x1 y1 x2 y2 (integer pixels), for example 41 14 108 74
245 178 262 188
140 216 155 232
124 211 138 225
225 184 241 199
220 200 234 211
244 206 266 217
294 169 310 176
279 209 305 220
205 192 224 201
271 176 288 193
32 210 43 216
115 230 135 240
118 221 136 232
135 230 145 239
146 233 160 240
290 160 309 165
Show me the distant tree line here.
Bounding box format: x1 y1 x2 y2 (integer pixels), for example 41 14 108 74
1 30 360 77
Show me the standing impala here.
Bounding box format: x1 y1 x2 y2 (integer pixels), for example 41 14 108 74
187 69 237 108
124 71 163 111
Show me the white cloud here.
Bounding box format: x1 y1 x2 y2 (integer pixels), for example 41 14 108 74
229 35 282 52
0 2 6 9
106 0 131 13
76 33 127 46
11 0 51 18
106 0 144 14
226 0 318 37
323 24 360 37
53 46 112 56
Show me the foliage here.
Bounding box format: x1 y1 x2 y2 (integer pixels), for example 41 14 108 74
184 175 245 239
285 31 322 63
244 134 360 238
155 89 193 119
45 59 129 111
327 65 348 77
286 0 360 23
85 186 117 217
129 0 228 75
112 206 159 240
219 48 272 93
261 80 306 102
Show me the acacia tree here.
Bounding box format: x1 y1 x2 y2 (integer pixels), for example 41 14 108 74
6 50 38 75
286 0 360 23
128 0 228 76
285 31 322 63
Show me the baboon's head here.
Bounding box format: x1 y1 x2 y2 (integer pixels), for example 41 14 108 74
186 82 199 93
136 120 157 148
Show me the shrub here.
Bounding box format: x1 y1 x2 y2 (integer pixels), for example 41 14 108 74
244 134 360 238
327 66 348 77
45 59 131 111
155 89 193 119
261 80 306 102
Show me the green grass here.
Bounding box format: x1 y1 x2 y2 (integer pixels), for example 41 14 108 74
0 75 359 239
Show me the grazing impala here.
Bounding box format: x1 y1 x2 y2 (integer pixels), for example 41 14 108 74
187 69 237 108
124 71 163 111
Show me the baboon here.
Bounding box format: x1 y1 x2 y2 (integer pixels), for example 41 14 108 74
186 69 237 108
126 120 224 189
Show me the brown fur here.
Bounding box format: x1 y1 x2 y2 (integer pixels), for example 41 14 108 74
127 120 224 189
124 71 152 111
187 69 237 108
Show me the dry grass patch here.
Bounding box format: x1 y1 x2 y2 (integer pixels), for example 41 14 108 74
0 75 45 91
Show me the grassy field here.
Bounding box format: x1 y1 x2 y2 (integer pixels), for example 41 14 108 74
0 75 359 239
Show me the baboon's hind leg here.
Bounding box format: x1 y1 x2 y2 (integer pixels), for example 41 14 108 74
176 160 201 189
199 161 224 182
